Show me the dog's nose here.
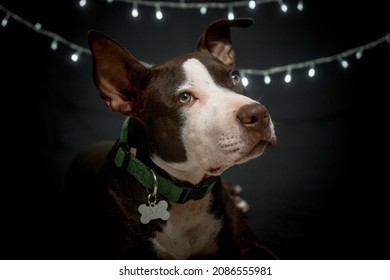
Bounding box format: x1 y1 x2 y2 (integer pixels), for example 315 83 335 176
236 103 270 131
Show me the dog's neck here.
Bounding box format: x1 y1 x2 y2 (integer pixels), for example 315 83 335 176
123 117 207 183
115 117 218 203
150 154 211 185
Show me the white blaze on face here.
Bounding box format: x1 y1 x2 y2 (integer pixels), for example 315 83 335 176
152 58 271 184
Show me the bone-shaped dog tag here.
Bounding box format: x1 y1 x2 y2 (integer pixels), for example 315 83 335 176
138 200 170 224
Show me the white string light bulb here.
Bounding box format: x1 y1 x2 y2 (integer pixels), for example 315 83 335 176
297 0 304 11
34 22 42 30
308 64 315 77
284 68 292 83
338 57 349 69
264 73 271 85
249 1 256 9
131 2 139 18
200 5 207 15
79 0 87 8
106 0 113 3
279 1 288 13
355 48 363 60
51 38 58 51
155 4 163 20
241 72 249 87
228 5 234 20
71 49 82 62
1 12 10 27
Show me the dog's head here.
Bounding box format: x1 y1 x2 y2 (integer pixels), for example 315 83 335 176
88 18 276 184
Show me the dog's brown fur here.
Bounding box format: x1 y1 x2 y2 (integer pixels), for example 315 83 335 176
64 18 277 260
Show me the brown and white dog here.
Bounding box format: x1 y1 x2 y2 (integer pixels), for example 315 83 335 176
64 17 277 260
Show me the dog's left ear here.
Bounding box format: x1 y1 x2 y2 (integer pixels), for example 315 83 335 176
196 18 253 67
87 30 150 115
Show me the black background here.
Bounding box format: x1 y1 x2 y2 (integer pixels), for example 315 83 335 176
0 0 389 260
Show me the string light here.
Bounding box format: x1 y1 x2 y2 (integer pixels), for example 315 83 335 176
0 5 388 78
97 0 280 10
0 5 91 63
86 0 300 21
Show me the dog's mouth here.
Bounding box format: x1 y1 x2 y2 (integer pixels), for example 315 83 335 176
234 137 274 164
206 136 276 175
207 166 226 174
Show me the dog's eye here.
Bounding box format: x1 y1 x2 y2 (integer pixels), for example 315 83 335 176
178 92 193 104
231 70 241 85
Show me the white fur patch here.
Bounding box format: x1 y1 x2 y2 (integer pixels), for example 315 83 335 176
151 195 222 259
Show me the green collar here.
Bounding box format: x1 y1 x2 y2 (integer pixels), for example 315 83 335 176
114 117 217 204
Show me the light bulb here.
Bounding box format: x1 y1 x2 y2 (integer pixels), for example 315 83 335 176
264 74 271 85
51 38 58 51
34 23 41 30
71 49 82 62
281 3 288 13
155 5 163 20
355 49 363 60
308 66 315 77
131 2 139 17
297 0 303 11
228 6 234 20
79 0 87 7
1 13 10 27
200 6 207 15
249 1 256 9
242 76 249 87
338 57 349 69
284 69 292 83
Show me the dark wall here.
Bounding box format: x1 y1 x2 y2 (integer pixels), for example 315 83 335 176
1 0 389 259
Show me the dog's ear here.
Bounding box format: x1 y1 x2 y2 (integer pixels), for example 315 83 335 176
196 18 253 67
87 30 149 115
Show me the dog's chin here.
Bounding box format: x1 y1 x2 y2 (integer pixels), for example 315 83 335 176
205 139 274 176
235 139 271 164
206 166 228 176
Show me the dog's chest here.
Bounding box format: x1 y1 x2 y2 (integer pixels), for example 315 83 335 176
151 195 222 259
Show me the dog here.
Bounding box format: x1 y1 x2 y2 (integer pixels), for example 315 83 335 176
64 17 277 260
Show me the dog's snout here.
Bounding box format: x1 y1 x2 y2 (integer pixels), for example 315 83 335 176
236 103 270 131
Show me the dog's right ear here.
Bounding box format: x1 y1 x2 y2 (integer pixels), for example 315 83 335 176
87 30 149 115
196 18 253 67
